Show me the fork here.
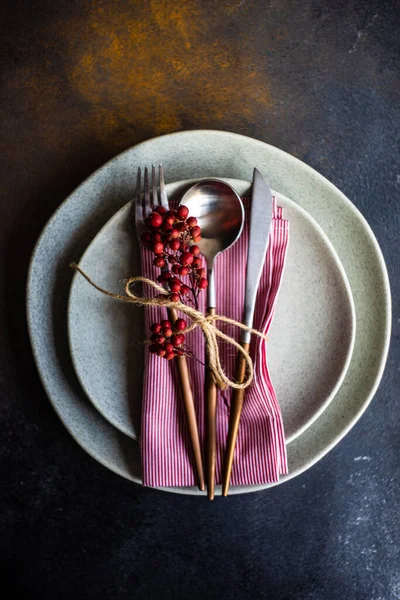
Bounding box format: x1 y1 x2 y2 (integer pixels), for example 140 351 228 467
134 164 205 492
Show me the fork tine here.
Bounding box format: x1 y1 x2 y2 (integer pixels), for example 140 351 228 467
152 165 158 208
159 164 169 209
134 167 142 226
144 166 151 217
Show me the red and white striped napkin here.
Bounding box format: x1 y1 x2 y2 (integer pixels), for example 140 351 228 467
140 197 289 488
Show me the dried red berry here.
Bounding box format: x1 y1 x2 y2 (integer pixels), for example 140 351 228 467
170 280 181 293
163 327 173 338
180 252 194 266
190 245 201 256
171 333 185 346
165 351 175 360
192 257 202 268
172 264 180 274
174 318 186 331
165 216 175 227
152 232 162 242
155 206 167 216
198 278 208 289
156 348 166 357
175 349 184 356
170 292 180 302
167 209 177 218
170 239 181 251
149 212 163 228
191 226 201 238
160 271 172 282
179 266 189 276
153 242 164 255
177 205 189 219
197 268 205 278
150 322 162 334
180 285 190 295
161 320 171 329
140 232 151 245
187 216 198 227
170 228 180 239
176 222 187 232
164 342 174 353
153 256 166 268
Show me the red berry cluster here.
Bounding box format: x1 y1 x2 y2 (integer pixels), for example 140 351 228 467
149 318 187 360
140 204 208 307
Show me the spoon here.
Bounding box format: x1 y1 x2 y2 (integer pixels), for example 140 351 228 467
180 179 245 499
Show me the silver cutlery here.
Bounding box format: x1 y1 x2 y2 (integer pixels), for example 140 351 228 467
222 168 273 496
135 165 205 491
180 179 244 499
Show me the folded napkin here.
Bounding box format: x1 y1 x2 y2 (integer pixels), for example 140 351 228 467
140 197 289 488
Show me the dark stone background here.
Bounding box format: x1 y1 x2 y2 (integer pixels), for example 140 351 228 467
0 1 398 598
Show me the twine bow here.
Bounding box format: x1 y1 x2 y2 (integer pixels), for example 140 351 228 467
70 263 268 390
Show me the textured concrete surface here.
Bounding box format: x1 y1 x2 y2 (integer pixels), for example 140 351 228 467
0 1 399 599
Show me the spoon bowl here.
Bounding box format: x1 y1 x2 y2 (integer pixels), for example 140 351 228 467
181 179 244 260
181 179 245 306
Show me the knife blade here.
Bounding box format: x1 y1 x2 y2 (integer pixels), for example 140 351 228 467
241 168 273 342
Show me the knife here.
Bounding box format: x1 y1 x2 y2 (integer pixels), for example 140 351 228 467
222 168 273 496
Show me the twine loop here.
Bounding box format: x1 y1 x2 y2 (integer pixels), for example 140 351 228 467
70 264 268 390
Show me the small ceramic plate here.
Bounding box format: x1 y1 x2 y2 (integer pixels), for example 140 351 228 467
26 130 391 494
68 180 356 444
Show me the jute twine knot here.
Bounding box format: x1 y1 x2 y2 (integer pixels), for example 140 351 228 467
70 263 268 391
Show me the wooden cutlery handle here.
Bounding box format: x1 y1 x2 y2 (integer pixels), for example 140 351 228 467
222 340 250 497
168 307 205 492
205 307 217 500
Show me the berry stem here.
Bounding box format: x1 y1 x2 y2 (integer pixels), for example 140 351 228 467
185 348 206 368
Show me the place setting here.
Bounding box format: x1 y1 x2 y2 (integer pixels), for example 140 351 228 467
27 130 391 497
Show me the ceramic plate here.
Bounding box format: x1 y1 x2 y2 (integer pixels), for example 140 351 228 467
68 180 356 444
26 130 391 494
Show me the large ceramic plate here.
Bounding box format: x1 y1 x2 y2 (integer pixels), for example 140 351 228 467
27 131 391 494
68 181 356 443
